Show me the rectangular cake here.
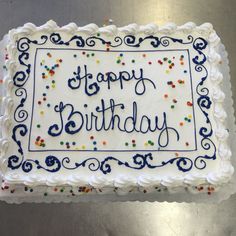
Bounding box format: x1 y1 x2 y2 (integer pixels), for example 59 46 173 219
0 20 234 201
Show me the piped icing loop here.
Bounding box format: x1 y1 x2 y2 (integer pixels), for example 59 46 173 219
178 22 196 33
99 25 118 36
159 23 177 34
214 103 227 122
38 20 59 33
89 176 112 188
60 22 78 34
161 176 183 187
218 143 232 160
196 23 213 34
66 175 88 186
114 176 136 188
210 68 223 84
78 23 99 35
139 23 159 35
119 23 139 35
184 174 206 185
137 175 161 187
21 22 37 35
212 88 225 102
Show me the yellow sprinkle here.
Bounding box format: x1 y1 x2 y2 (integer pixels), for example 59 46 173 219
166 70 170 74
188 114 192 119
52 84 55 88
144 142 148 147
96 60 100 64
40 111 44 115
82 145 86 149
75 147 80 150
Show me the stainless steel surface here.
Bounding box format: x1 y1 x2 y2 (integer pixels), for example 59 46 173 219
0 0 236 235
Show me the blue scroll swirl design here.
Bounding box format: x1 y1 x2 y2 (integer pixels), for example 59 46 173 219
8 124 28 170
192 37 216 170
14 35 48 87
50 33 85 47
21 156 61 173
14 88 28 123
62 157 100 171
123 35 194 48
100 153 193 174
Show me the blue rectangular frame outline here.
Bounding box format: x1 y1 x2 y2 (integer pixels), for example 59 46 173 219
28 48 197 152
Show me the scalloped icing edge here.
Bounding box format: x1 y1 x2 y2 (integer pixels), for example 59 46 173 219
0 20 234 193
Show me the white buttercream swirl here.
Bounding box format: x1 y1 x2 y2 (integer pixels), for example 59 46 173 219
99 25 118 36
212 88 225 102
60 22 78 34
210 68 223 84
161 176 184 187
178 22 196 33
78 23 99 35
159 23 177 34
139 23 159 35
119 23 139 35
89 176 112 188
137 175 161 187
114 176 136 188
214 104 227 122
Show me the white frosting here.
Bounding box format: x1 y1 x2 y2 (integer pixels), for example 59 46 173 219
0 20 234 194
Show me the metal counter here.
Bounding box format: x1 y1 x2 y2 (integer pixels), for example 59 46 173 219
0 0 236 235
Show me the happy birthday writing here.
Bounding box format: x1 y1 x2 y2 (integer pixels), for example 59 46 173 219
47 64 180 148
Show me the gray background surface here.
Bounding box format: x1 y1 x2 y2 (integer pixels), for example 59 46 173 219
0 0 236 235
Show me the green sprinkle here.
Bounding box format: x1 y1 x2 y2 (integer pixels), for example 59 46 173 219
132 59 135 63
36 124 41 128
125 142 129 146
60 141 64 145
86 54 90 57
184 117 188 121
168 60 171 64
97 33 100 36
52 80 55 84
132 143 136 147
171 105 175 109
73 54 77 58
44 192 48 196
151 142 154 146
117 59 121 64
91 53 95 57
148 140 152 144
60 189 64 192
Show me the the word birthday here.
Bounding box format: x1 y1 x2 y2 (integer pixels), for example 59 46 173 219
48 99 180 148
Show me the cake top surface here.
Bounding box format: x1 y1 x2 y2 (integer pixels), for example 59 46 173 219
0 20 233 188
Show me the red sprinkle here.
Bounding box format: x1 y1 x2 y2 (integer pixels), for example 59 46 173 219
187 101 193 106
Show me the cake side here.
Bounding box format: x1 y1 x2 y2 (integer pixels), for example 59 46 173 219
0 21 233 194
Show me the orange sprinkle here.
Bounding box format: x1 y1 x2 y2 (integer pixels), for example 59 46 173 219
164 94 168 98
179 122 184 126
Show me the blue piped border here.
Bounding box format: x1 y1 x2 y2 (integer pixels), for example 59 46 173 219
7 32 216 174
